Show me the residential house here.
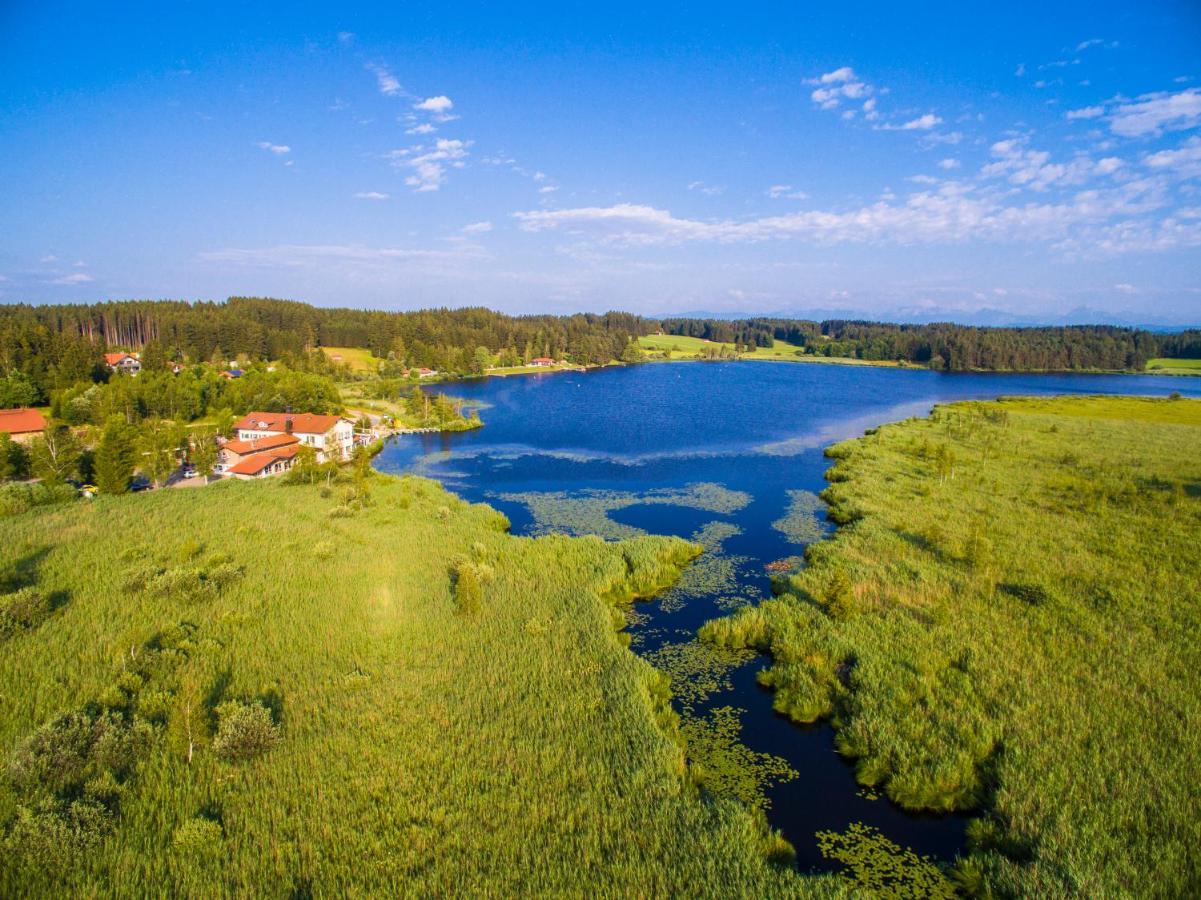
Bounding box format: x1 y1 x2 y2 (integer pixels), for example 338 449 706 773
104 352 141 375
216 433 301 475
233 412 354 462
225 444 301 480
0 407 47 444
529 357 556 367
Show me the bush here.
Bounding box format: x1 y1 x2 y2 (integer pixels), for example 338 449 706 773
453 563 484 615
0 588 52 639
211 701 280 762
0 482 76 518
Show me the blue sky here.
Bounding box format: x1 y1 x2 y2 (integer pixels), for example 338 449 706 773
2 2 1200 323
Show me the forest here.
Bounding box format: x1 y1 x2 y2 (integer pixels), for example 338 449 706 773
2 299 1199 409
660 317 1201 371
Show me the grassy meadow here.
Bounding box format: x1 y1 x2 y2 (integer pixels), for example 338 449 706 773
320 346 380 373
0 473 853 897
1145 356 1201 375
702 395 1201 896
637 334 905 367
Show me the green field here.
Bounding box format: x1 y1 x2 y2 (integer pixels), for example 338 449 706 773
637 334 904 367
320 346 379 373
1146 356 1201 375
0 473 850 897
703 396 1201 896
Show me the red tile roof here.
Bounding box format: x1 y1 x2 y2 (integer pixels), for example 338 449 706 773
226 444 300 476
233 412 343 435
0 407 47 436
222 433 300 456
531 357 555 364
105 352 135 365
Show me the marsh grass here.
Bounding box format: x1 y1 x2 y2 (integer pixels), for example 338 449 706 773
0 474 848 896
701 396 1201 896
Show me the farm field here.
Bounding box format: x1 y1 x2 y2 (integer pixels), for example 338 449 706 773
702 395 1201 896
0 474 844 897
1146 357 1201 375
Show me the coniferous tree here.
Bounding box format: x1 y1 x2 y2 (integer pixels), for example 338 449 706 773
95 417 138 494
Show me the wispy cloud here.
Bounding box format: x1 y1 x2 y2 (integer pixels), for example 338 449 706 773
687 180 725 196
767 184 808 199
882 113 943 131
414 95 453 114
51 273 94 285
1108 88 1201 137
198 243 489 278
257 141 291 155
389 138 471 192
1066 105 1104 120
354 191 390 200
512 167 1197 257
462 221 493 234
368 64 402 97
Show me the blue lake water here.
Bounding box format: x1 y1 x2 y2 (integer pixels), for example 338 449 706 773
374 361 1201 871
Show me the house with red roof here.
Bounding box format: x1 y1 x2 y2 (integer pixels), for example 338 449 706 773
0 408 47 444
529 357 556 367
233 412 354 463
224 443 301 480
216 433 301 476
104 352 141 375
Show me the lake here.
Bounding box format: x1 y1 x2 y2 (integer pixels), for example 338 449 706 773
374 360 1201 871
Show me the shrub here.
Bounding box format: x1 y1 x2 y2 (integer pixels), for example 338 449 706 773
211 701 280 762
0 588 52 639
453 563 484 615
0 482 76 518
173 817 224 856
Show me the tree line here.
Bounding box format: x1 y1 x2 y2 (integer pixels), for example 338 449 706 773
660 317 1201 371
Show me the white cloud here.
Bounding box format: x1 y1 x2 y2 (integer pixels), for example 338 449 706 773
337 31 355 45
539 185 559 194
414 95 453 114
390 138 471 192
687 180 725 196
1108 88 1201 137
462 221 493 234
890 113 943 131
1066 105 1104 120
257 141 291 155
1015 63 1026 77
808 67 873 109
862 97 879 121
938 158 961 170
511 172 1197 256
354 191 390 200
40 254 58 263
406 123 436 135
52 273 94 285
1113 282 1136 293
369 64 402 97
1143 136 1201 178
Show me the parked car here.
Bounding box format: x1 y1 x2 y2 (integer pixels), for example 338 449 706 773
130 475 152 492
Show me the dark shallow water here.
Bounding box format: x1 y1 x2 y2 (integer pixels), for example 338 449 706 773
375 361 1201 870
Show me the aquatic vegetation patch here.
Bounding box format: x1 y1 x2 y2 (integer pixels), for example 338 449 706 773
817 822 955 898
656 520 760 613
772 489 828 546
493 482 751 540
645 640 754 711
681 706 797 813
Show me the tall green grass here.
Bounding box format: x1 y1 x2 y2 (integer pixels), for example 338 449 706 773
0 473 848 896
702 396 1201 896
